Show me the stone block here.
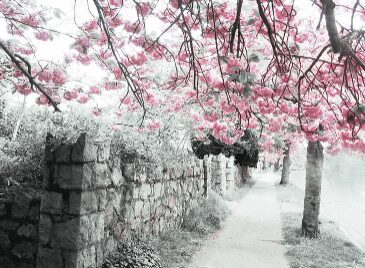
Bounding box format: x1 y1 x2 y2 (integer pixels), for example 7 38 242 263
63 247 96 268
40 191 62 215
133 200 144 218
11 193 31 219
17 224 37 239
0 229 11 251
68 191 98 215
104 236 117 257
96 243 105 267
93 163 112 188
52 213 104 250
97 189 107 211
139 183 151 200
123 204 134 223
71 134 98 162
29 203 40 221
0 203 6 216
57 163 94 190
111 167 124 187
97 140 110 162
36 247 63 268
11 241 36 260
54 144 71 163
39 214 52 246
0 219 20 231
122 163 135 182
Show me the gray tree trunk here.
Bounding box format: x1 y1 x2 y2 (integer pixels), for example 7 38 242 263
274 159 280 172
302 141 324 238
280 144 291 185
236 165 250 187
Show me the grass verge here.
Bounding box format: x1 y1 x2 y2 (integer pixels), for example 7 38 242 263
277 184 365 268
154 191 231 267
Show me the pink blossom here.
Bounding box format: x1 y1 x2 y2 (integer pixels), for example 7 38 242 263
83 20 98 32
304 106 322 119
15 46 34 55
99 49 112 60
104 82 120 91
77 95 90 104
178 52 188 62
38 69 53 83
255 86 273 97
15 84 32 95
124 22 142 33
204 113 219 122
35 96 49 105
92 107 102 116
52 69 66 85
148 121 161 130
137 2 151 16
113 67 123 80
212 122 227 137
110 0 124 7
21 15 40 27
130 52 147 66
35 31 51 41
220 135 234 145
89 86 101 95
63 90 79 101
131 36 145 47
75 54 93 65
120 96 131 105
77 37 92 49
268 118 283 132
108 17 123 28
114 110 123 117
295 33 308 43
146 92 159 106
151 50 163 60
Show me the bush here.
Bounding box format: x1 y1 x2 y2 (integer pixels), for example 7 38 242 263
0 107 101 190
182 192 231 234
103 237 162 268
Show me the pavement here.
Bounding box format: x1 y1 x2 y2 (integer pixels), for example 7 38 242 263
188 172 290 268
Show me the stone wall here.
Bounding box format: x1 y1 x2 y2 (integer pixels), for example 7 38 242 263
103 159 205 257
1 134 238 268
0 192 40 267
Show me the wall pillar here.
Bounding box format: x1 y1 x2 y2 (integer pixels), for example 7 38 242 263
37 134 111 268
211 154 226 195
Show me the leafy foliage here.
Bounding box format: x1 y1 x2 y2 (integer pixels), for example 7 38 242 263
192 130 259 167
182 191 230 234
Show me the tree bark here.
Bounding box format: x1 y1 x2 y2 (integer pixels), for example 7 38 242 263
236 164 250 187
274 159 280 172
302 141 324 238
280 144 291 185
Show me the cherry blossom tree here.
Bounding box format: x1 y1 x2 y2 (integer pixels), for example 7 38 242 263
1 0 365 238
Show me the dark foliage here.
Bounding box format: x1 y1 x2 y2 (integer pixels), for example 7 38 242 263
191 130 259 167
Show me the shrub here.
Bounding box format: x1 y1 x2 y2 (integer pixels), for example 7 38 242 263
182 191 231 234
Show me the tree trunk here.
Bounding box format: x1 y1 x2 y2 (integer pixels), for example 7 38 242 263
236 164 250 187
11 95 27 142
274 159 280 172
280 144 291 185
302 141 324 238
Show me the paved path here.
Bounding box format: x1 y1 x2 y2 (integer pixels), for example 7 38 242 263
189 172 290 268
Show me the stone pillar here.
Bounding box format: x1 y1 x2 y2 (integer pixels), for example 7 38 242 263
211 154 226 196
37 134 111 268
225 156 235 192
203 155 212 197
